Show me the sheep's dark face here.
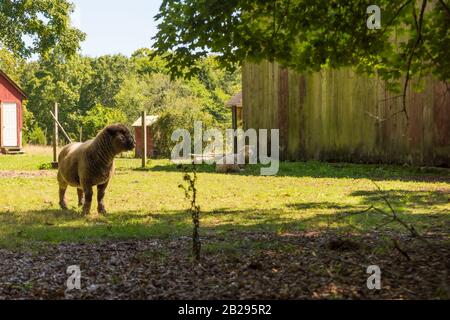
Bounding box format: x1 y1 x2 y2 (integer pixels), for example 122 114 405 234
106 124 135 153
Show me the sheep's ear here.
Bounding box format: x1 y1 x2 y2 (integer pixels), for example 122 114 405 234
106 125 118 136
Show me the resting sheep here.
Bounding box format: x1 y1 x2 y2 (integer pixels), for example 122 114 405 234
215 145 255 173
57 124 135 215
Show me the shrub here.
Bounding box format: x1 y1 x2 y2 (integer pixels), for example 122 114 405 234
25 126 47 145
153 101 216 158
80 104 128 139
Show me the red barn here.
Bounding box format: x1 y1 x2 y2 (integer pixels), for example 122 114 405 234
132 115 159 158
0 70 27 154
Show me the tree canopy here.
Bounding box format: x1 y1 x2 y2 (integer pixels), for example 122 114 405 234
7 48 240 147
0 0 85 58
153 0 450 90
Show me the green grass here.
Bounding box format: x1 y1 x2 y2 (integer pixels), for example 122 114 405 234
0 149 449 249
0 152 53 170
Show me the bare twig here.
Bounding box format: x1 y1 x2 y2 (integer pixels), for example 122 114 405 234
371 181 420 238
375 217 396 230
391 0 428 122
270 0 291 41
378 94 404 103
380 0 414 35
392 238 412 260
365 111 387 122
179 163 201 261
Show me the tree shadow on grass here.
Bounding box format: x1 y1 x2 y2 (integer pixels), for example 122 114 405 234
285 190 449 214
351 189 450 208
286 202 355 210
148 161 450 182
0 208 81 224
2 206 447 249
4 209 447 246
0 186 448 249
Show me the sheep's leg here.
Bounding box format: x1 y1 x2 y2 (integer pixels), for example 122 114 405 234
57 171 68 210
97 182 109 214
82 185 93 215
77 188 84 207
59 187 68 210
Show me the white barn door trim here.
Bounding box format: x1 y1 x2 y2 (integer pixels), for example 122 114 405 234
1 102 18 147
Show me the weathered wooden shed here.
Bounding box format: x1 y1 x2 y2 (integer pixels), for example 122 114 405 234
0 70 27 154
132 115 158 158
227 92 244 154
227 91 243 131
242 61 450 166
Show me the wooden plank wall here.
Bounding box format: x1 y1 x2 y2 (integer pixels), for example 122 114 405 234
242 61 450 166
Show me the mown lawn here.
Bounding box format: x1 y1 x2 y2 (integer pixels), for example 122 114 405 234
0 147 448 250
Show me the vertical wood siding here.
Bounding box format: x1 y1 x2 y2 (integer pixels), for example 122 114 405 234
242 61 450 166
134 127 154 158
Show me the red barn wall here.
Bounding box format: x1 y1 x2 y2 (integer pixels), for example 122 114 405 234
243 61 450 166
134 127 155 158
0 75 23 147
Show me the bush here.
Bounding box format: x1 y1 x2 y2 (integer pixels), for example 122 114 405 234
22 103 48 145
153 102 217 158
80 104 128 139
25 126 47 145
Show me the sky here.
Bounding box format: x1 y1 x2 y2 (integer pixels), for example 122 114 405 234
70 0 163 57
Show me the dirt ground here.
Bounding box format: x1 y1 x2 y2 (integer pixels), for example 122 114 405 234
0 231 448 300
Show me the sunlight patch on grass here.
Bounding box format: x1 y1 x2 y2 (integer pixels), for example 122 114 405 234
0 155 448 249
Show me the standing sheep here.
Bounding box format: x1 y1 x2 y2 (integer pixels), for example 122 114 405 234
57 124 135 215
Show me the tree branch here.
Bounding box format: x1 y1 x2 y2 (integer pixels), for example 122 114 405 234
392 0 428 122
381 0 414 35
271 0 291 42
438 0 450 17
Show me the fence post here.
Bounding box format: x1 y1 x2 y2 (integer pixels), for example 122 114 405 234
52 102 59 168
141 111 147 168
232 106 238 154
